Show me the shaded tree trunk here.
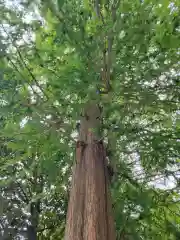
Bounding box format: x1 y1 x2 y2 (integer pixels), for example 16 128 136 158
27 225 37 240
27 201 40 240
27 168 43 240
65 103 115 240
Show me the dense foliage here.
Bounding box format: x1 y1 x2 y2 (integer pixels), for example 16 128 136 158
0 0 179 239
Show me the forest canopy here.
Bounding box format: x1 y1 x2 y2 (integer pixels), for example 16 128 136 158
0 0 180 239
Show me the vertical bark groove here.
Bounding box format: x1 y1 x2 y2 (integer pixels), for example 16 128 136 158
65 140 116 240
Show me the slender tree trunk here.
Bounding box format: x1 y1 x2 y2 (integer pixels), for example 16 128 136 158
65 103 116 240
27 225 37 240
27 201 40 240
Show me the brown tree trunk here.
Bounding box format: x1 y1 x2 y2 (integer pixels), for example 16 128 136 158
65 103 116 240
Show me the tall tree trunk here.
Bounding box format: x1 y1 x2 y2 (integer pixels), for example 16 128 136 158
65 102 116 240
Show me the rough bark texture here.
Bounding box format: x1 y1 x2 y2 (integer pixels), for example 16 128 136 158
65 103 116 240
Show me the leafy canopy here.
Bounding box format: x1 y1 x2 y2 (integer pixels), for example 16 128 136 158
0 0 180 239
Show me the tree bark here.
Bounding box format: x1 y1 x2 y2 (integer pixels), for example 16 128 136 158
27 225 37 240
27 201 40 240
65 103 116 240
